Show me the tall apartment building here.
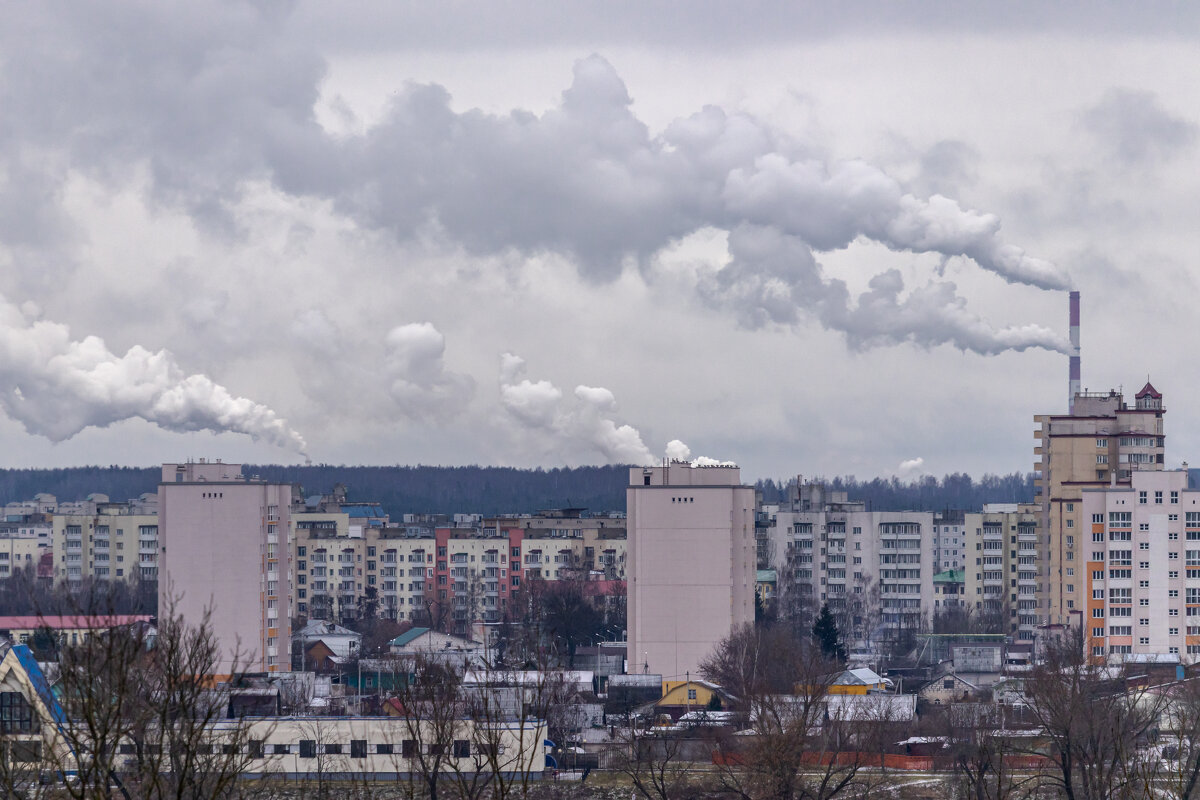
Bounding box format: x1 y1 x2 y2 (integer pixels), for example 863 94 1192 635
627 463 756 680
963 504 1041 645
764 481 934 644
1035 383 1166 629
52 496 158 585
158 461 293 674
1078 469 1200 663
933 511 966 571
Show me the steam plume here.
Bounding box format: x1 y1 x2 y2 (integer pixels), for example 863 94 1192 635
0 297 307 452
499 353 653 465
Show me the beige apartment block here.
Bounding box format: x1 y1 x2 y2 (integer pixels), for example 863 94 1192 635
0 516 50 580
963 504 1040 645
158 461 292 674
52 497 158 585
627 463 756 680
1036 383 1166 630
1078 469 1200 663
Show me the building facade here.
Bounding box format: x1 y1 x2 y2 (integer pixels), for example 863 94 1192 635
51 498 158 585
1036 383 1167 630
762 480 934 646
963 504 1041 644
158 461 293 674
627 462 756 680
1078 469 1200 663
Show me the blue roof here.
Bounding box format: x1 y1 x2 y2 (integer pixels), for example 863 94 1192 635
389 627 431 648
13 644 66 724
345 505 386 518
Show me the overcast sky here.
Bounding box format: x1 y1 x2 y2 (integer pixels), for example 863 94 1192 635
0 2 1197 482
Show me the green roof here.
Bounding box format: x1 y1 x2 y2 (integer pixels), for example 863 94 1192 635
756 569 777 583
933 569 965 583
389 627 431 648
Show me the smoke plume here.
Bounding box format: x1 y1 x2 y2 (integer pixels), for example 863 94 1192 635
664 439 737 467
0 9 1073 358
499 353 654 465
0 296 307 452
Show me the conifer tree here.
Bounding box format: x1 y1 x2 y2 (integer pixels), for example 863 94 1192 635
812 602 847 662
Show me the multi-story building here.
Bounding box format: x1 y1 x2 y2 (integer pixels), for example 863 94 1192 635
1078 469 1199 663
627 462 756 680
963 504 1041 644
1035 382 1166 630
0 514 51 580
763 480 934 645
158 460 292 674
291 504 627 635
51 496 158 585
933 511 966 571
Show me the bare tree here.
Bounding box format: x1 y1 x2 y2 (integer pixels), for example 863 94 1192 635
1023 635 1165 800
702 624 887 800
0 585 268 800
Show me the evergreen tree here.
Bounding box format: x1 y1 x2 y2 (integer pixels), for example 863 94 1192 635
811 603 846 662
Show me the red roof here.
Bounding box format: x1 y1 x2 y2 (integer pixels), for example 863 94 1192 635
0 615 152 630
1136 382 1162 399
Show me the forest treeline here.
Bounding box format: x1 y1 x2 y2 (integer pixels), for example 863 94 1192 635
0 465 1035 516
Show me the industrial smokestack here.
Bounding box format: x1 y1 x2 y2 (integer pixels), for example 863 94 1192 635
1068 291 1081 412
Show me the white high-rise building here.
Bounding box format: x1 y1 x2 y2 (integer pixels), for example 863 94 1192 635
627 463 756 680
763 480 934 646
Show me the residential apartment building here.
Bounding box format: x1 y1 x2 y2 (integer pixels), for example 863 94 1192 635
1035 383 1167 630
963 504 1040 644
51 497 158 584
627 462 756 680
291 504 627 634
0 514 50 579
933 511 966 571
763 480 934 644
1078 469 1200 663
158 460 293 674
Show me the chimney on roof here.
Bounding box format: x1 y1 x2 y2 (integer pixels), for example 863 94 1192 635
1069 291 1081 413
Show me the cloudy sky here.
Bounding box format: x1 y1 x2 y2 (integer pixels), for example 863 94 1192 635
0 2 1197 481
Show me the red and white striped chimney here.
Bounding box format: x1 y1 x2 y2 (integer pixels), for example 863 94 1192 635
1068 290 1080 413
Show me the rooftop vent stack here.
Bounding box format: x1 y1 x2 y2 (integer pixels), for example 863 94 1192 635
1069 290 1081 413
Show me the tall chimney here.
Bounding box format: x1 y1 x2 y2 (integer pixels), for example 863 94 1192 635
1068 290 1081 413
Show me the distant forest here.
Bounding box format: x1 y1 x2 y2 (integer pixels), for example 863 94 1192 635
755 472 1035 512
0 465 1036 516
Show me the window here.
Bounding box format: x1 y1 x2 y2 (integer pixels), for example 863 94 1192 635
1097 438 1108 447
273 744 290 755
351 740 367 759
1140 542 1150 550
376 743 394 755
0 692 34 732
687 688 698 700
1140 637 1150 645
1096 455 1108 464
1140 492 1148 504
299 740 316 759
1173 491 1180 504
1157 492 1164 504
402 740 418 757
324 744 342 755
454 740 471 758
249 740 264 759
1171 627 1180 636
297 546 306 557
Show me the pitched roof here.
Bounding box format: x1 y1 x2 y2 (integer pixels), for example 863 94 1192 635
390 627 431 648
1136 382 1162 399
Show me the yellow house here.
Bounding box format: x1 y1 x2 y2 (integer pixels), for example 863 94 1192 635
655 680 731 720
800 667 891 696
